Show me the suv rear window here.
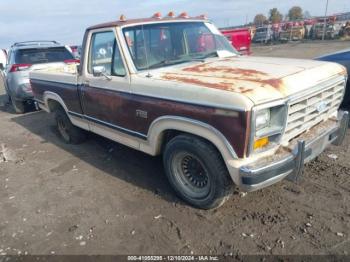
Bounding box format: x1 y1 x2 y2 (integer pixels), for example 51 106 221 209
14 47 73 64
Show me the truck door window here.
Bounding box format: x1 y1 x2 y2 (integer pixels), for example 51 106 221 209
89 31 126 77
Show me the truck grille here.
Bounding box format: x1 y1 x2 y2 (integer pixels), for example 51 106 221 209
283 78 345 142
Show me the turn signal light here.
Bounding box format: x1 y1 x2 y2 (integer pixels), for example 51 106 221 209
119 14 126 22
153 12 162 19
167 11 175 18
178 12 189 18
253 137 269 150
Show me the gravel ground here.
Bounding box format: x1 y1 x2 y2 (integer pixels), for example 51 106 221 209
0 40 349 256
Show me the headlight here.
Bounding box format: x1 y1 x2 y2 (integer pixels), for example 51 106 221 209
249 104 288 155
255 109 270 131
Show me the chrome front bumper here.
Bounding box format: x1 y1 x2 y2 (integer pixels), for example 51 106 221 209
240 111 349 192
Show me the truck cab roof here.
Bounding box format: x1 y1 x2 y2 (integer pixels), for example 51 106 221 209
87 15 208 30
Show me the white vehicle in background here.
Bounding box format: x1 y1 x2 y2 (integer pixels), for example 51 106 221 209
0 49 7 70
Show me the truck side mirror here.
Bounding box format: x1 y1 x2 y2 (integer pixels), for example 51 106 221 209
93 66 106 77
0 63 4 71
92 65 111 80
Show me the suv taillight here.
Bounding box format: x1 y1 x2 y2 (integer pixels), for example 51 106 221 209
64 59 80 64
10 63 32 72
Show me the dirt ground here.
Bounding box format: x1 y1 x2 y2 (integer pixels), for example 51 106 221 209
0 40 349 256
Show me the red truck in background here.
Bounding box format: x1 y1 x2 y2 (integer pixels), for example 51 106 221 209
220 28 251 55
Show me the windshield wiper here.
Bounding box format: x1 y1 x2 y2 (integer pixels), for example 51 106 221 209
147 52 220 69
186 58 206 62
148 58 206 69
200 51 218 60
148 59 184 69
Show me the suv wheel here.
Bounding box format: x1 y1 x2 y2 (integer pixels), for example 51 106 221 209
55 108 87 144
10 95 25 114
163 135 233 209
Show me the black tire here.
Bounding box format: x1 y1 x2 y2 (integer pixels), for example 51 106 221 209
163 135 233 209
340 81 350 111
3 81 10 104
10 95 25 114
54 107 87 144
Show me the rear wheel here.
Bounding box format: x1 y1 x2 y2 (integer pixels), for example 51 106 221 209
10 95 25 114
3 84 11 104
55 107 87 144
163 135 233 209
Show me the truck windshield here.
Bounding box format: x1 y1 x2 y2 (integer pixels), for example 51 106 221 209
123 22 237 70
15 47 74 64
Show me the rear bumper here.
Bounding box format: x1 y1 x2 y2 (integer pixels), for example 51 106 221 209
239 111 349 192
6 73 33 100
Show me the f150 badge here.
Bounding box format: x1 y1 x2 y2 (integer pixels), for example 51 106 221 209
136 109 148 119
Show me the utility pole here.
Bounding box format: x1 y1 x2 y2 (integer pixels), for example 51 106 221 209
322 0 329 40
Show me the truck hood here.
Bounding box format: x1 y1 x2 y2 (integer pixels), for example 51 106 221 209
155 56 347 104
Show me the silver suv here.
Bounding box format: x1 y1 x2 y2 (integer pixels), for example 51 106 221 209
4 41 76 113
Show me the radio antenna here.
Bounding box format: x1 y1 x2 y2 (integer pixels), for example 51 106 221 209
141 24 152 77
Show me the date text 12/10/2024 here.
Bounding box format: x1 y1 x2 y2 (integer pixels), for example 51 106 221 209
127 256 220 261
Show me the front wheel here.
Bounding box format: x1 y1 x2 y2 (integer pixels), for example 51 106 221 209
55 108 87 144
163 135 233 209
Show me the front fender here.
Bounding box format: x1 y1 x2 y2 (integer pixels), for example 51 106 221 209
146 116 238 158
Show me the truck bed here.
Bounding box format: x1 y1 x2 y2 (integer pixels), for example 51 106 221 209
30 63 82 114
30 63 78 84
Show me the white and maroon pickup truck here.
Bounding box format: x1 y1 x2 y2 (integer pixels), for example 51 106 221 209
30 13 349 209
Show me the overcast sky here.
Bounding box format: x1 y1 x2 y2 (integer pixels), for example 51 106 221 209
0 0 349 48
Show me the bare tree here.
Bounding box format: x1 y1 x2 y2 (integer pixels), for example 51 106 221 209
254 14 268 26
288 6 303 20
269 8 283 23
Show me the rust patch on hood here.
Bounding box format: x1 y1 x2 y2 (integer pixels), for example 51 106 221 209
183 63 269 78
340 66 348 76
259 78 284 89
178 63 286 94
162 63 286 95
162 74 233 91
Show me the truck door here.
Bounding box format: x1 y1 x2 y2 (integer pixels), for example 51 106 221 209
80 29 137 144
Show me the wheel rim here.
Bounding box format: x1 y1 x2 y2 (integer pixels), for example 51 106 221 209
171 152 211 199
57 118 70 142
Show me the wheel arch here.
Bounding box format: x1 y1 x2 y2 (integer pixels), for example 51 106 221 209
41 91 89 131
42 91 69 113
144 116 238 161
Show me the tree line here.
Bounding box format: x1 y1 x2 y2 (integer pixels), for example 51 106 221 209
254 6 311 25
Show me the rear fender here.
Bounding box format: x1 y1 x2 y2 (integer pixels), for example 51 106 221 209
41 91 89 130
